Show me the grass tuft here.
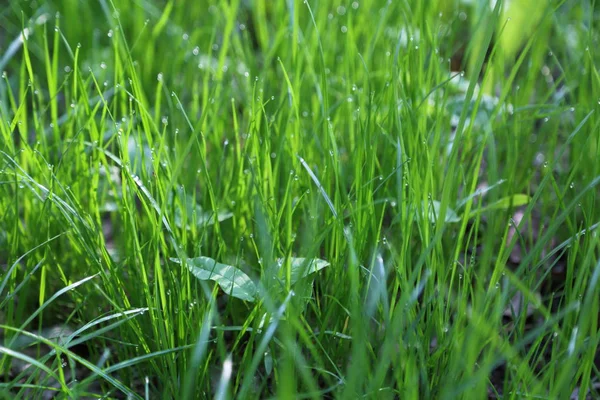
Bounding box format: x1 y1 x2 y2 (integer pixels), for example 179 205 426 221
1 0 599 398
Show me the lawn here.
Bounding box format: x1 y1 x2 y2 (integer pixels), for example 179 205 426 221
1 0 599 398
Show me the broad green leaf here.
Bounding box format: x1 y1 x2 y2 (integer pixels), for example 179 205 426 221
456 179 506 209
264 350 273 376
128 136 153 177
499 0 549 61
288 258 330 285
174 207 233 229
420 200 462 224
171 257 256 302
468 194 530 218
168 192 233 229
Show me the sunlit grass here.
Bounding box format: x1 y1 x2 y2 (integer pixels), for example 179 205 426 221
0 0 599 398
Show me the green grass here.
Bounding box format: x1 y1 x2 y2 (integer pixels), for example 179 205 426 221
1 0 599 398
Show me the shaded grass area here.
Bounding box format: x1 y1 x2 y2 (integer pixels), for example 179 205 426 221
0 0 599 398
